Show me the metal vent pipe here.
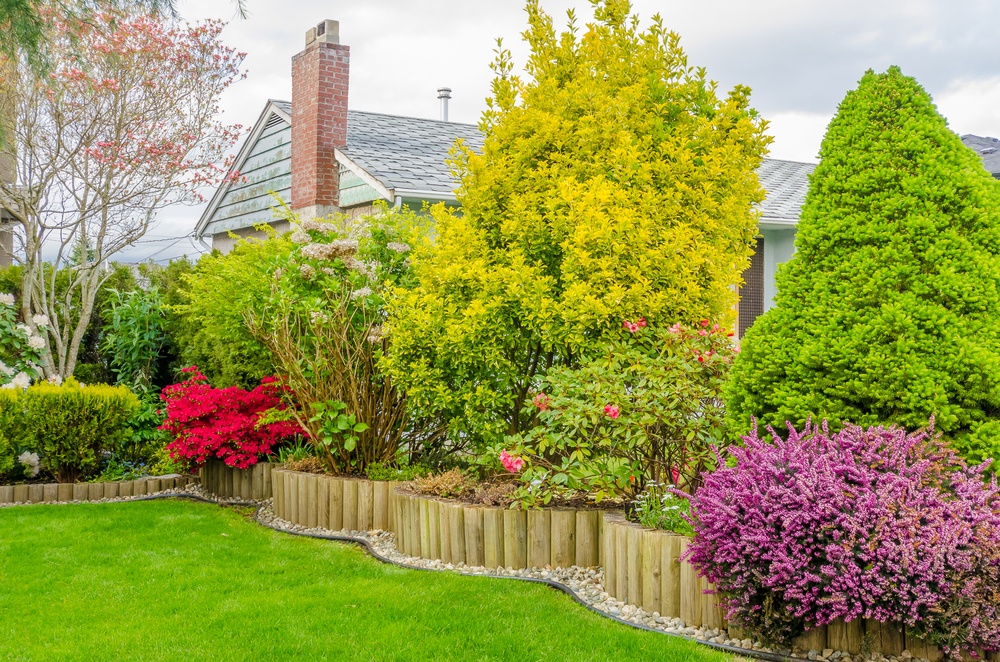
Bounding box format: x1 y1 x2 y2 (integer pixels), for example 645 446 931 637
437 87 452 122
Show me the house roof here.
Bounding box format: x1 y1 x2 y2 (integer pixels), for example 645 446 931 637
961 134 1000 177
196 98 815 238
757 159 815 226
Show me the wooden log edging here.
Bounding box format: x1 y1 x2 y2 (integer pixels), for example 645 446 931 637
199 460 275 500
270 469 604 570
599 513 950 660
0 474 199 505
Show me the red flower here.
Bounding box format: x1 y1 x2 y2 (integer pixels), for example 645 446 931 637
700 319 710 327
533 392 552 411
604 404 620 419
637 317 647 328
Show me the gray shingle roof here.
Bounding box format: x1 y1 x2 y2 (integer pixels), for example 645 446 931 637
961 134 1000 177
757 159 815 223
343 111 482 195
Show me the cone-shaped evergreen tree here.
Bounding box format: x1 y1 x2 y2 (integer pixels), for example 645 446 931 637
726 67 1000 467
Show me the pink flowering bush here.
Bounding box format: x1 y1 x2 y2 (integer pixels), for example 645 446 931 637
506 319 737 506
686 420 1000 653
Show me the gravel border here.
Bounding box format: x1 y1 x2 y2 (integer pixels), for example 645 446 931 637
0 484 936 662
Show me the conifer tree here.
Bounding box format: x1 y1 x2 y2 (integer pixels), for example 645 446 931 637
726 66 1000 467
383 0 769 447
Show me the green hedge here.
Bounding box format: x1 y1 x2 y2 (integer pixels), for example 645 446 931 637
2 381 138 483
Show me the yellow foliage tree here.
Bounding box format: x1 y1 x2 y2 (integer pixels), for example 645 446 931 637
383 0 770 447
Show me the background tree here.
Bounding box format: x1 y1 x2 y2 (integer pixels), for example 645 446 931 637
725 67 1000 468
383 0 769 447
0 8 245 378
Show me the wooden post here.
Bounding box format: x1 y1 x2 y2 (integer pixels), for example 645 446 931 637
357 480 373 531
503 509 528 569
483 507 505 569
421 499 442 559
373 482 390 530
104 482 120 499
550 509 576 567
0 485 12 504
603 517 617 597
866 620 905 657
408 494 421 557
526 509 551 569
575 510 600 567
328 478 343 531
287 473 299 523
13 484 29 503
305 474 318 528
827 619 865 655
316 476 330 529
793 627 828 652
56 483 73 501
28 484 44 503
449 503 466 565
273 471 284 518
262 463 273 499
87 483 103 501
614 523 627 604
148 478 162 494
387 482 398 532
342 479 359 531
679 538 702 627
464 506 485 567
42 483 58 502
906 633 943 662
419 498 432 558
392 490 405 552
641 530 662 615
660 535 682 619
626 525 643 608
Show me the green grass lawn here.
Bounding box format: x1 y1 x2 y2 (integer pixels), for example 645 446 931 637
0 499 731 661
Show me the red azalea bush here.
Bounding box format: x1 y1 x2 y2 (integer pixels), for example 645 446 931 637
686 420 1000 653
159 366 302 469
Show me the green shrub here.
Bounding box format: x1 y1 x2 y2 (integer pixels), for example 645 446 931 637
725 67 1000 469
174 231 290 388
631 483 693 536
0 390 18 476
382 0 769 450
507 319 736 505
19 381 139 482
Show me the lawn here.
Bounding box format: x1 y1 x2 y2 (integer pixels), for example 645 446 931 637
0 499 730 661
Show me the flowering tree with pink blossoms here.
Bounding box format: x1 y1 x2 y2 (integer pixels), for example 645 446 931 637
0 8 245 378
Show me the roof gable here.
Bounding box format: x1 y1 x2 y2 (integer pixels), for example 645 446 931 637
196 100 292 238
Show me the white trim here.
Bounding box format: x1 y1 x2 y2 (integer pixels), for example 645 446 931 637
393 188 458 202
333 148 395 202
195 100 292 239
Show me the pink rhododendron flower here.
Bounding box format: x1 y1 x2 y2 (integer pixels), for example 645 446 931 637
532 392 551 411
700 319 710 327
637 317 647 328
668 323 683 334
622 320 641 333
499 450 524 473
604 404 620 419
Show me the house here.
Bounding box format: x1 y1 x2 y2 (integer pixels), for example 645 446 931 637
194 19 814 335
962 134 1000 178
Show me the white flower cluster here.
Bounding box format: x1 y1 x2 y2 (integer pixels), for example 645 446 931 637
18 451 40 478
310 311 329 325
300 239 359 261
47 375 62 386
367 324 384 344
350 287 372 300
290 228 311 245
0 361 13 378
386 242 411 254
2 371 31 390
28 335 46 350
32 314 50 328
0 293 14 307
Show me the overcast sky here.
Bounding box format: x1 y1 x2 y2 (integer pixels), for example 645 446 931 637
129 0 1000 262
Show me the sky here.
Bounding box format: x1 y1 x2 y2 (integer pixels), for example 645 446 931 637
128 0 1000 263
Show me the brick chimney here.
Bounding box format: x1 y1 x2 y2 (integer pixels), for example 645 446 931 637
291 19 349 218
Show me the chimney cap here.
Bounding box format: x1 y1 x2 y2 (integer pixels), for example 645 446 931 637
437 87 452 98
306 19 340 47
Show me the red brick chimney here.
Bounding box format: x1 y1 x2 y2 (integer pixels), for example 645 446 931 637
291 19 349 218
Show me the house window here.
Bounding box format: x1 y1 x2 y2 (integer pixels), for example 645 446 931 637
738 237 764 338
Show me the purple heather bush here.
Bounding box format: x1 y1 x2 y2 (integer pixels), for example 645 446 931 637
686 420 1000 653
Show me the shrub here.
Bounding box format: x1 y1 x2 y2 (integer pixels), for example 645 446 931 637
174 232 291 388
382 0 769 451
0 291 50 384
686 420 1000 653
507 319 736 505
159 366 302 469
725 67 1000 469
17 380 139 482
100 287 167 392
245 208 440 475
0 390 18 476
